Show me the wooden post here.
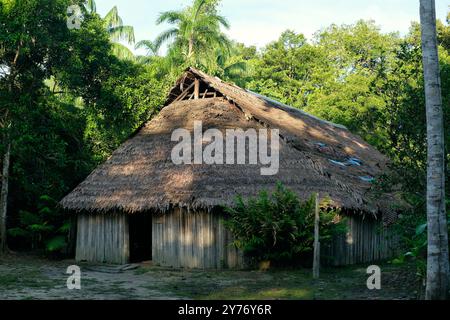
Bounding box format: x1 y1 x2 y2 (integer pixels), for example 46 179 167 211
313 193 320 279
194 79 200 99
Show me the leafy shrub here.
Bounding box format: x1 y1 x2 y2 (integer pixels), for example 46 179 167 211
8 195 70 254
391 195 450 279
223 183 346 266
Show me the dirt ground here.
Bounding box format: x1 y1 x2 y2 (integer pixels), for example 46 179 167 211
0 253 421 300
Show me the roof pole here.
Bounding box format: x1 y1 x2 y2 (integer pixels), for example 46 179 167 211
194 79 200 100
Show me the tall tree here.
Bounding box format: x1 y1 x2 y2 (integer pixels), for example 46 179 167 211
85 1 135 60
420 0 449 300
1 0 168 254
0 0 73 254
155 0 230 68
0 118 10 254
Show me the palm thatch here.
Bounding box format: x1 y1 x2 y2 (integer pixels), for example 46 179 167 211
60 67 401 222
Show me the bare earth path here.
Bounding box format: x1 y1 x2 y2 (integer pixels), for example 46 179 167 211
0 253 420 300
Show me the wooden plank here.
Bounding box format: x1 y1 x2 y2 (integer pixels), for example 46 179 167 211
322 215 399 267
74 213 129 265
174 81 195 102
122 213 130 264
151 209 244 269
75 215 84 261
194 79 200 99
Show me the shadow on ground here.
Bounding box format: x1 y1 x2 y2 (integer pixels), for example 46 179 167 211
0 253 420 300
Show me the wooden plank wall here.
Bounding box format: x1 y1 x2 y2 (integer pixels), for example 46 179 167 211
75 213 130 265
74 211 396 268
152 208 244 269
323 215 398 266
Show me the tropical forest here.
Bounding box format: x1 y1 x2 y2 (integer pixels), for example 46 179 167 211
0 0 449 302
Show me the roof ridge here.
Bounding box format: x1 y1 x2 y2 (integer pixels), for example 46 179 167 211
186 67 348 131
246 90 348 130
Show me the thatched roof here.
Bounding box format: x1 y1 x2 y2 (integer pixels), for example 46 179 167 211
60 67 400 221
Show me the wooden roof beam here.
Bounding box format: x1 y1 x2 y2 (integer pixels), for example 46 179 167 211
194 79 200 99
174 81 196 102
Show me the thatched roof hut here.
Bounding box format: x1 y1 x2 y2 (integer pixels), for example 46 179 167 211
61 67 399 268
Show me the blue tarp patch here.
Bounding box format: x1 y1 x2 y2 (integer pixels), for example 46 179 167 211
347 158 362 166
359 176 375 183
329 159 347 167
329 157 363 167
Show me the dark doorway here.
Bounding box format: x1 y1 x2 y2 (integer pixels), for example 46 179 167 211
129 214 152 262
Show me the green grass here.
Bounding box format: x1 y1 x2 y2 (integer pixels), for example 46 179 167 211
201 286 314 300
0 269 55 291
148 264 419 300
134 267 152 275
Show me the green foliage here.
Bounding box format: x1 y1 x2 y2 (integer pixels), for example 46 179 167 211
45 236 67 253
1 0 449 268
86 1 136 60
245 20 450 247
0 0 171 254
155 0 230 69
146 0 250 80
223 183 346 266
7 195 69 253
247 30 317 107
391 197 450 278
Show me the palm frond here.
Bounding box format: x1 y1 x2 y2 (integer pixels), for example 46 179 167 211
135 55 155 65
156 11 184 25
224 61 247 73
154 0 232 68
85 0 96 13
135 40 159 56
111 43 135 61
154 28 179 49
109 25 135 45
196 28 231 52
193 0 207 21
104 6 123 28
214 15 230 29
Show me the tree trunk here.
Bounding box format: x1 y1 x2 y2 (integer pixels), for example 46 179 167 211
420 0 449 300
313 193 320 279
0 141 11 254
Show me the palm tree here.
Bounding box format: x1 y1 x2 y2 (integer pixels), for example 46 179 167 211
85 0 96 13
155 0 231 67
135 40 160 57
420 0 449 300
215 46 247 81
135 39 165 65
134 40 162 65
85 1 135 60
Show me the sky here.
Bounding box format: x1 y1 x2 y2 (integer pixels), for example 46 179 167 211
95 0 449 54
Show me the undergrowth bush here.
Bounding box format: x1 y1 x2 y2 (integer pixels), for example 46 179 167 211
223 183 346 266
391 195 450 280
7 195 70 255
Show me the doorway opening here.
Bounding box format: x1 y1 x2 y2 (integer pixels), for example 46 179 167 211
129 214 152 262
